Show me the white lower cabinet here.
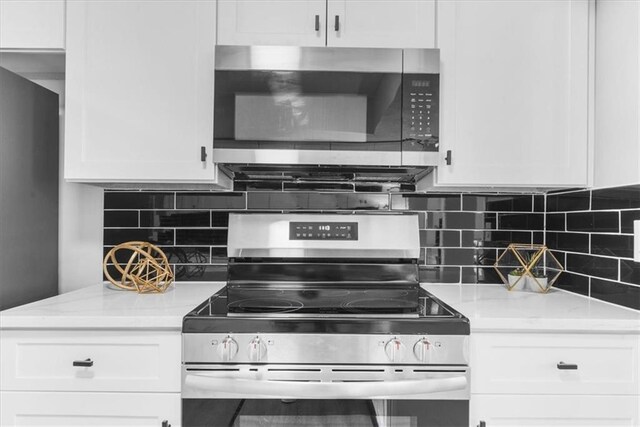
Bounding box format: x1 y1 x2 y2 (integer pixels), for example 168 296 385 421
0 391 180 426
471 395 640 426
0 330 182 426
470 333 640 426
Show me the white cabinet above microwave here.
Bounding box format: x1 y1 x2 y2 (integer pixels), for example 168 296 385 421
216 0 435 48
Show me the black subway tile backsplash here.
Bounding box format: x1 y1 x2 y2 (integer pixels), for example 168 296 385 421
176 192 246 210
104 228 174 246
553 272 589 296
591 185 640 210
105 192 174 210
498 213 544 230
546 190 590 212
566 211 619 233
566 253 618 281
104 211 138 228
461 267 503 284
591 234 634 259
176 229 228 246
462 194 532 212
140 210 210 228
103 183 640 311
545 232 589 253
546 213 565 231
533 195 545 212
620 210 640 233
426 212 496 230
590 278 640 310
162 247 211 264
420 230 461 247
620 259 640 286
418 266 460 283
461 230 531 248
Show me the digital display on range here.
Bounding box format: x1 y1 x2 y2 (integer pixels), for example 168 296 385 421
289 222 358 240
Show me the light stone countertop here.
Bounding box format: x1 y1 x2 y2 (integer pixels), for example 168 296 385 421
423 283 640 334
0 282 224 330
1 282 638 333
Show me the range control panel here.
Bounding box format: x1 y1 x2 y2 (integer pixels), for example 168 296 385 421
289 222 358 240
402 73 440 152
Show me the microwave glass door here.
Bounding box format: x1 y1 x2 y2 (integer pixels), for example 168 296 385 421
214 70 402 149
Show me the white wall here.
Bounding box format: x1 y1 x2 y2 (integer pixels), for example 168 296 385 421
31 79 104 293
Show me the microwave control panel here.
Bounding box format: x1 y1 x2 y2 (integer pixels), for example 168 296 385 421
289 222 358 240
402 74 440 151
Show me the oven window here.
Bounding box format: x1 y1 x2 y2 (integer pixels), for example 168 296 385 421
183 399 468 427
214 71 402 147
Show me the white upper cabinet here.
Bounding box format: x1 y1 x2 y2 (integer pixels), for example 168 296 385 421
594 0 640 188
0 0 65 50
433 0 590 188
217 0 326 46
65 1 230 187
217 0 435 48
327 0 434 48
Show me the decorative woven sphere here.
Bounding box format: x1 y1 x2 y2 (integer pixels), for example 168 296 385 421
103 241 174 293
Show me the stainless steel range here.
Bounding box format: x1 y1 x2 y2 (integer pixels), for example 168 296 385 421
182 213 470 427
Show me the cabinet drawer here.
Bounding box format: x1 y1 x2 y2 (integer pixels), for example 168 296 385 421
0 391 180 427
0 330 181 392
470 394 640 426
471 333 640 395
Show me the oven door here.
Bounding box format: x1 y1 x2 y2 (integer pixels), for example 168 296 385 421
213 46 405 166
182 364 469 427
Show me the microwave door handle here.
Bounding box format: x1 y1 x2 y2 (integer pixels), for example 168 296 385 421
184 374 467 399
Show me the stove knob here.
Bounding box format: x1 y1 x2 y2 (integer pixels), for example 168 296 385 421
218 336 238 361
248 336 267 362
413 337 432 363
384 337 406 362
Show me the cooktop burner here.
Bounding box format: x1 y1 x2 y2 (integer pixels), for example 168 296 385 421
228 298 305 314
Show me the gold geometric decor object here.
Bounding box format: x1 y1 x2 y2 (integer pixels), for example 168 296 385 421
103 241 174 293
493 244 564 293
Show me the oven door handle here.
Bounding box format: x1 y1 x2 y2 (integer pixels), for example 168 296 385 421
184 373 467 399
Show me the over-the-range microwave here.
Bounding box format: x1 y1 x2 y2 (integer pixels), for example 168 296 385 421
212 45 440 181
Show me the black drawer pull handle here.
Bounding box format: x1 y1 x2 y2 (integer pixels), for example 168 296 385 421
73 358 93 367
557 361 578 370
315 15 320 31
200 146 207 162
334 15 340 31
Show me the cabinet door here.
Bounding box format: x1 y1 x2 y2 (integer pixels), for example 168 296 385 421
217 0 326 46
0 391 180 426
327 0 435 48
435 0 589 187
471 394 640 426
0 0 65 50
65 1 228 185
